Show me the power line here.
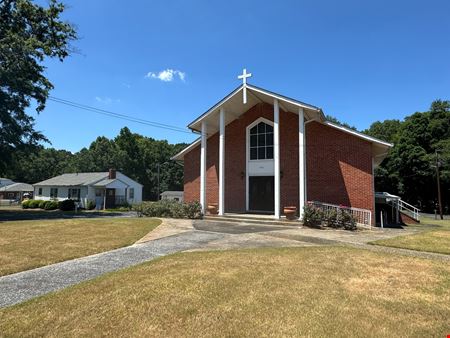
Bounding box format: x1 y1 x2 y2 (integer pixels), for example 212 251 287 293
48 96 195 135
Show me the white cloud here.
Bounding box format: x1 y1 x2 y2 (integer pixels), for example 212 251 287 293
145 69 186 82
95 96 120 104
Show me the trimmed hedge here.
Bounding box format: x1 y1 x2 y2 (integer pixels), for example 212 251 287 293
133 200 202 219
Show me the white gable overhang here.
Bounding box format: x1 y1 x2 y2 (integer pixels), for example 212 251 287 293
187 84 325 135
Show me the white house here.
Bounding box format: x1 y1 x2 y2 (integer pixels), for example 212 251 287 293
160 191 184 202
34 169 143 209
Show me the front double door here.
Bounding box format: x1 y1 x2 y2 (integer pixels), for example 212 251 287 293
249 176 274 213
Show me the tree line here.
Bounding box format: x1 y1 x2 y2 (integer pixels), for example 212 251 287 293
363 100 450 214
2 127 187 201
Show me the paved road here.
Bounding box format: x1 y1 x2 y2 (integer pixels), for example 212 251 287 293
0 230 223 308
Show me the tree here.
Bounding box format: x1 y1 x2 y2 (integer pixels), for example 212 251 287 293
0 0 77 173
363 119 402 143
367 100 450 212
325 115 357 131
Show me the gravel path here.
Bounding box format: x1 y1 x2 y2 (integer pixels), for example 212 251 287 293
0 230 223 308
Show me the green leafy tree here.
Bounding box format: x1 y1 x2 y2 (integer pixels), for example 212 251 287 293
325 115 357 131
0 0 77 173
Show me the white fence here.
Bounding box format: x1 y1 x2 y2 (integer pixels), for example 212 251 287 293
309 201 372 227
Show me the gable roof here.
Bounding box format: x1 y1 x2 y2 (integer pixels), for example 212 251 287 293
34 172 109 186
172 83 392 162
0 182 33 192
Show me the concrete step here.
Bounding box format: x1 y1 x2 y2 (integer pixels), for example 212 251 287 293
203 215 301 227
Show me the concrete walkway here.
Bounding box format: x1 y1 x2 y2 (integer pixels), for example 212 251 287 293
0 230 223 308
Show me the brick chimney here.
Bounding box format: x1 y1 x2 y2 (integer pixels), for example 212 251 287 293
108 169 116 179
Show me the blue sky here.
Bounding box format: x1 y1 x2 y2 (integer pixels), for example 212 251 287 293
34 0 450 152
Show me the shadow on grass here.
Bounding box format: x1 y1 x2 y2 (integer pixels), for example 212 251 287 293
0 209 133 222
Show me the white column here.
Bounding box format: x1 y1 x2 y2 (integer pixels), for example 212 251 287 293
200 121 207 214
274 99 280 219
298 108 305 219
218 108 225 215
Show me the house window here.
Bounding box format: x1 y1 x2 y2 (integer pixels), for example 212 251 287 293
50 188 58 198
249 121 274 160
38 188 42 196
68 188 80 201
129 188 134 199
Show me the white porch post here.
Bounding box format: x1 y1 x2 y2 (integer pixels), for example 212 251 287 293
298 108 305 219
274 99 281 219
200 121 207 214
218 107 225 215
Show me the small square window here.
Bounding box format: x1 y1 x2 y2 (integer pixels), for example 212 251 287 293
257 134 265 147
258 147 265 159
266 146 274 159
257 122 265 133
266 133 273 146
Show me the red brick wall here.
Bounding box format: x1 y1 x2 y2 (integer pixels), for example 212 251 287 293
306 121 375 220
400 212 420 225
184 104 375 220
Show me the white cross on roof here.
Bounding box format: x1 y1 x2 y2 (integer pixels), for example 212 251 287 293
237 68 252 104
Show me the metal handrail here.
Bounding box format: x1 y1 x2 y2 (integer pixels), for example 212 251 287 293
309 201 372 227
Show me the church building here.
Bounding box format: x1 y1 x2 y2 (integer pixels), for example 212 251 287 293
173 70 392 224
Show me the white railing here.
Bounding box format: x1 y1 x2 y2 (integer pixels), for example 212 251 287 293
309 201 372 227
388 199 420 221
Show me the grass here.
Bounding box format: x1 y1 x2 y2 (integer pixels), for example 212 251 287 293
372 218 450 255
0 217 161 276
0 246 449 337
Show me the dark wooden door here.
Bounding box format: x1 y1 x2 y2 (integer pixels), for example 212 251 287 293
105 189 115 208
249 176 274 212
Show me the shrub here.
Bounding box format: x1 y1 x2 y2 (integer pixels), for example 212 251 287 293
183 201 202 219
27 199 41 209
86 200 96 210
38 200 46 209
58 199 76 211
132 200 202 219
324 209 339 228
21 200 30 209
44 200 58 210
340 209 357 230
301 204 323 227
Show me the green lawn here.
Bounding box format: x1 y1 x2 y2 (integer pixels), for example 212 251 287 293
372 218 450 255
1 247 449 337
0 217 160 276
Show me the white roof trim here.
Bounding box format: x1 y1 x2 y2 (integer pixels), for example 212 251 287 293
324 121 393 148
246 84 322 113
171 138 201 160
187 84 323 130
188 86 243 129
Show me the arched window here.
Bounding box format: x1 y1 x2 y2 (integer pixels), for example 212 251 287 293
249 121 274 160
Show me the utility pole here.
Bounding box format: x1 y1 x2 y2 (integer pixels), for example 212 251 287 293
435 150 443 220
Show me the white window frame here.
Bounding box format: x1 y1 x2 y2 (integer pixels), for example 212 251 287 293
245 117 275 211
247 118 274 161
50 188 58 198
68 188 81 201
129 188 134 199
